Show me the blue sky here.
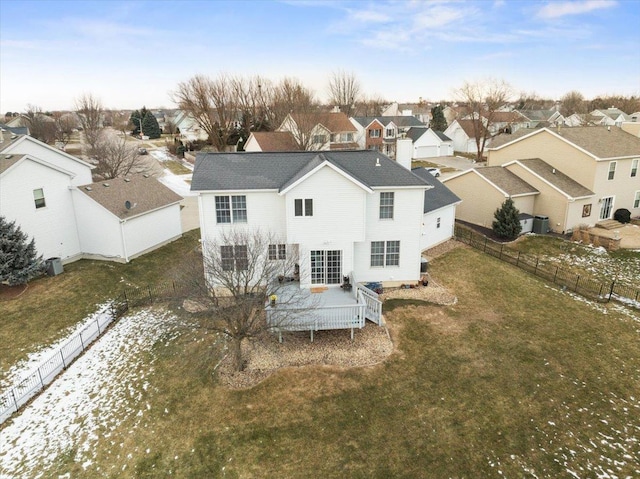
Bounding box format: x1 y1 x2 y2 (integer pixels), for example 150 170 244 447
1 0 639 113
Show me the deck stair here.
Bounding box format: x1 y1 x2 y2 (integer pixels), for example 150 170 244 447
595 219 623 230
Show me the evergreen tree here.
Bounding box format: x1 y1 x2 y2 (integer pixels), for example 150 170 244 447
130 109 142 136
430 105 447 131
142 111 161 139
0 216 45 286
492 198 522 240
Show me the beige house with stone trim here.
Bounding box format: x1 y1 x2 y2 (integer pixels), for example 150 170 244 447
487 127 640 227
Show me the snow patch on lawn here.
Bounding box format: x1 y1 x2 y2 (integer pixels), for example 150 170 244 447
0 309 177 479
0 303 112 391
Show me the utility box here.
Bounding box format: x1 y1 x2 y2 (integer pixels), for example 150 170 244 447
420 258 429 273
532 215 549 234
46 257 64 276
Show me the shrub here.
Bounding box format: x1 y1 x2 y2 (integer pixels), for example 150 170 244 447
0 216 45 285
492 198 522 240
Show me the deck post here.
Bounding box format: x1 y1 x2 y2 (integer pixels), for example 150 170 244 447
350 328 354 341
310 329 314 342
278 329 282 343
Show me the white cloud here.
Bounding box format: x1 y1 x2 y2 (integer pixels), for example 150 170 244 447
350 10 391 23
537 0 617 19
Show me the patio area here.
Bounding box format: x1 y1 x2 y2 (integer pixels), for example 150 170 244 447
590 223 640 249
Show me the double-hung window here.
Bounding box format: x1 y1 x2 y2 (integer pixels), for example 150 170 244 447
369 129 381 138
371 241 400 267
221 245 247 271
268 244 286 260
634 191 640 209
33 188 46 209
608 161 616 180
215 195 247 224
631 159 638 178
379 192 394 219
294 198 313 217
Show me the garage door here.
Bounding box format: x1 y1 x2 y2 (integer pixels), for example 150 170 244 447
415 146 438 158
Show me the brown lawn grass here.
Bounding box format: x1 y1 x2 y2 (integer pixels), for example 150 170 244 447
43 246 640 478
0 230 200 383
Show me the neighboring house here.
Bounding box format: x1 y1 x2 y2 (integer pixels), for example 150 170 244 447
630 112 640 122
172 110 210 143
0 131 183 264
412 168 461 250
74 176 183 262
381 102 431 124
517 109 565 128
0 123 29 136
487 111 530 135
190 150 430 291
405 127 453 158
444 119 489 155
487 126 640 226
243 131 299 152
591 108 631 127
277 112 358 151
350 116 426 158
622 122 640 138
442 167 539 230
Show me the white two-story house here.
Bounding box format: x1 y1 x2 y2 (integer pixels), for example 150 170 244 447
0 130 183 264
191 150 431 290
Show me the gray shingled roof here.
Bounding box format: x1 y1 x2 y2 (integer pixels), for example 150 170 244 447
405 127 428 142
351 116 425 129
412 168 461 213
77 175 183 220
433 130 452 142
191 150 430 192
474 166 539 196
517 110 556 122
513 158 594 198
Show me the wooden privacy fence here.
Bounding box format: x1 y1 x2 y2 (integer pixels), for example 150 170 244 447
454 225 640 306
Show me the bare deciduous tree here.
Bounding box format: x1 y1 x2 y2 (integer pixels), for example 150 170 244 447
559 90 587 117
327 70 361 117
353 94 388 117
172 228 313 372
24 105 56 144
270 77 317 129
53 112 77 147
171 74 242 152
455 78 514 161
75 93 104 150
90 132 148 180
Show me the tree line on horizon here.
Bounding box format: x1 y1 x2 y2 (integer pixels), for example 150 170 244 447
4 73 640 165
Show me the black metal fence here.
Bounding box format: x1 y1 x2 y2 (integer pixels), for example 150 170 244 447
0 303 119 424
0 280 189 425
454 225 639 306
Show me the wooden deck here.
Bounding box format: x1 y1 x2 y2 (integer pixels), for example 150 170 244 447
265 283 383 341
